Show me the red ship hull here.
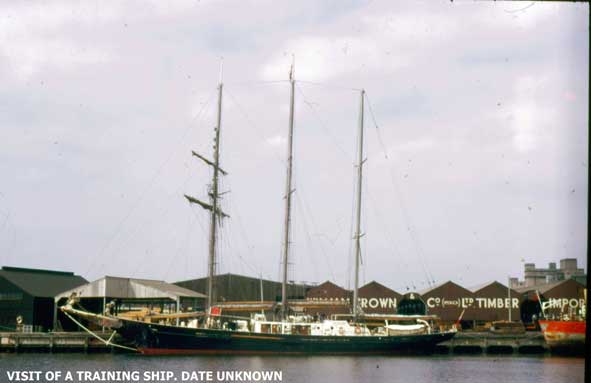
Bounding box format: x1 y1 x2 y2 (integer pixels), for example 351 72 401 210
538 320 586 355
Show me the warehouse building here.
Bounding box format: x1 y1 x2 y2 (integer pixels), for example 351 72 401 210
304 281 405 316
515 278 586 324
175 273 310 303
0 266 87 332
55 276 206 330
470 281 521 325
305 281 351 316
421 281 477 328
358 281 401 315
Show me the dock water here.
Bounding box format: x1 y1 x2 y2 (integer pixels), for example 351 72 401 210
0 331 549 355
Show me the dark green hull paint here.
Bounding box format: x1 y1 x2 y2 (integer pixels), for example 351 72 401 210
116 320 456 355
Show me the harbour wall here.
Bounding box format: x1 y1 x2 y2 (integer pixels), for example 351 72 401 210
0 331 549 355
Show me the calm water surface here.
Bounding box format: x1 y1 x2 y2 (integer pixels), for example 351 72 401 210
0 354 584 383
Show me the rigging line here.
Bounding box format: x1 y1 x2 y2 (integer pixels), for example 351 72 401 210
189 204 210 279
297 80 361 93
295 84 353 161
285 182 295 285
361 169 367 287
85 90 216 277
365 187 412 291
224 80 289 87
105 167 196 275
224 87 286 165
294 186 333 283
0 212 9 235
364 93 435 287
227 196 267 279
365 93 389 159
294 166 334 274
162 211 195 281
346 145 358 290
220 211 257 279
387 166 435 287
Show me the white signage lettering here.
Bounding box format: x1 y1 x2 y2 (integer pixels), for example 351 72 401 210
427 297 520 309
358 297 397 309
545 298 585 309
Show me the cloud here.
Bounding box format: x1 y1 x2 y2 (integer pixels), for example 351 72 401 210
509 75 557 153
0 1 586 288
265 135 287 147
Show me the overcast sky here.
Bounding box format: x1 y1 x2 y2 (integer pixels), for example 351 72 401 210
0 1 588 293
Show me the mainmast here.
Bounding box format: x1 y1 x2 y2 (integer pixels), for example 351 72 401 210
352 89 365 320
281 61 296 320
185 62 229 311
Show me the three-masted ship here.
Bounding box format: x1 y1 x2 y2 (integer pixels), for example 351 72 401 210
61 62 456 355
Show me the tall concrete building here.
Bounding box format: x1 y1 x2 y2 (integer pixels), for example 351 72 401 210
510 258 586 288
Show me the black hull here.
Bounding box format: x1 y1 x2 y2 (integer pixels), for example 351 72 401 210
116 320 456 355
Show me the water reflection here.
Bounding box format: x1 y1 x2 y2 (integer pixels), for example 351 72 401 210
0 354 583 383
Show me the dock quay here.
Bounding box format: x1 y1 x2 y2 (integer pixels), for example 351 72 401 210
0 331 548 354
437 332 547 354
0 332 119 353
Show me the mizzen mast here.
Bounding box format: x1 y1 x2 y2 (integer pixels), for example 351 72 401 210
352 89 365 320
184 61 229 311
281 60 296 320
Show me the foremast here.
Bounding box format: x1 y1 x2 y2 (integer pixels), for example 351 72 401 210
185 63 229 311
352 89 365 320
281 61 296 320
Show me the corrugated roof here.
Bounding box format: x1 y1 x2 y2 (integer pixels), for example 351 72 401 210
311 280 349 292
468 281 498 293
418 280 451 295
359 281 401 295
176 273 281 286
419 280 474 296
514 278 585 295
55 276 207 301
0 266 87 298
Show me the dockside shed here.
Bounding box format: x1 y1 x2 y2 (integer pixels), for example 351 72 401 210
55 276 207 330
0 266 87 332
175 273 310 303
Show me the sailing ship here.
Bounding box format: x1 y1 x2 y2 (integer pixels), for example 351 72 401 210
61 62 456 355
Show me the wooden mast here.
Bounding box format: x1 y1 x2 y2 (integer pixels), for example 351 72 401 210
206 65 224 310
185 61 228 312
352 89 365 320
281 60 296 320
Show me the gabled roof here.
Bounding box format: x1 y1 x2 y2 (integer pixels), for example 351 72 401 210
359 281 401 296
175 272 313 288
0 266 87 298
419 280 473 296
313 280 348 291
470 280 521 297
306 280 350 298
468 281 497 293
55 276 207 301
360 280 387 290
514 278 585 295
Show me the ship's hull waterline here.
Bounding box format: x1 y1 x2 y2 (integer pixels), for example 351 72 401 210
116 319 456 355
538 320 586 355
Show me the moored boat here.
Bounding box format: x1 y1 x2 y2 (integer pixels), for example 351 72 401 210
61 61 456 355
538 319 585 355
537 289 586 355
61 302 455 355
